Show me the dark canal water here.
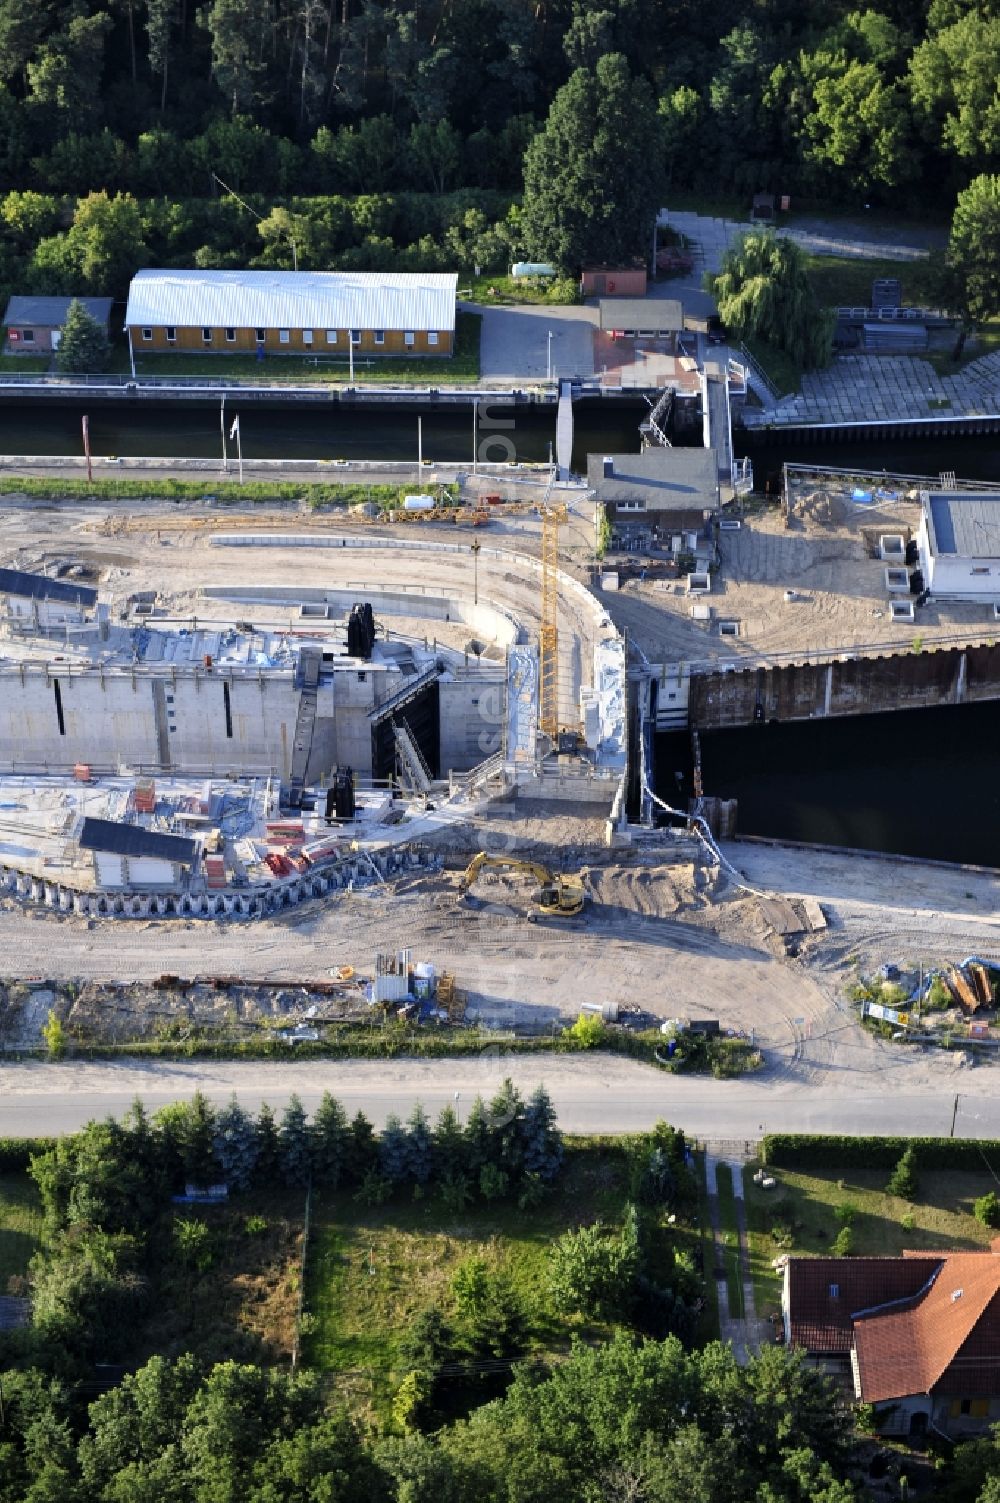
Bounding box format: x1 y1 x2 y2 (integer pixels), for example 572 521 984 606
0 396 647 474
736 429 1000 487
655 699 1000 868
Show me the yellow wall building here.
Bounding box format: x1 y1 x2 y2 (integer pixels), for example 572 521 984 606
124 270 457 362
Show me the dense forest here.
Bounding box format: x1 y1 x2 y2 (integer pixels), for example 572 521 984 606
0 0 997 297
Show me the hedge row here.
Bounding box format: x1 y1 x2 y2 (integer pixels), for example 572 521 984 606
0 1136 58 1171
762 1133 1000 1170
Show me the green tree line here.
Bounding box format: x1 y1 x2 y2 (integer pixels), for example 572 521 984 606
0 1334 859 1502
0 1 999 289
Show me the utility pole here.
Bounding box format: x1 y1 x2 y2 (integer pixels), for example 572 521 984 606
417 415 423 477
471 538 480 605
950 1093 960 1138
472 397 478 474
81 414 92 483
220 395 227 473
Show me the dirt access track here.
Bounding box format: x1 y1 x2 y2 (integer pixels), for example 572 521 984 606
1 829 998 1117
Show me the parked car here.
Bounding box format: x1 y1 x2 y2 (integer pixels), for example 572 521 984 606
656 247 694 275
707 315 727 345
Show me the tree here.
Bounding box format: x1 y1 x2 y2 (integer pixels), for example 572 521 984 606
278 1094 312 1188
255 1103 282 1183
203 0 270 120
519 1084 562 1184
548 1218 639 1321
406 1103 434 1186
887 1145 919 1200
942 175 1000 358
909 13 1000 171
311 1092 349 1188
379 1114 411 1185
26 13 113 126
521 52 666 271
55 298 111 373
212 1094 259 1192
65 190 148 296
705 230 834 370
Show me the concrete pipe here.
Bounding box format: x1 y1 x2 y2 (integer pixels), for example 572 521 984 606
59 888 73 912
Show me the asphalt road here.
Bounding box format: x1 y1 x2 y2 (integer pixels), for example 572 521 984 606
0 1054 996 1141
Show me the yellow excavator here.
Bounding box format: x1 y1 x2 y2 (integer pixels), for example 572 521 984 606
458 852 586 918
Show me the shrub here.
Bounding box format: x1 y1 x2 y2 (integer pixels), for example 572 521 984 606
565 1013 605 1048
835 1202 857 1227
974 1191 1000 1228
833 1225 855 1257
41 1010 67 1060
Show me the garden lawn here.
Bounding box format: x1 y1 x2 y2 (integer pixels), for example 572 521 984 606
803 253 940 311
745 1166 1000 1315
0 1172 42 1284
715 1162 744 1320
693 1150 719 1343
126 312 481 384
0 355 50 373
304 1141 703 1417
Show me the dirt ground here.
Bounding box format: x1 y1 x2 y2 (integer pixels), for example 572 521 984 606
600 493 998 666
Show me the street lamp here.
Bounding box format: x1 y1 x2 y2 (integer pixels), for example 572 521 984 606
547 330 554 382
471 539 481 605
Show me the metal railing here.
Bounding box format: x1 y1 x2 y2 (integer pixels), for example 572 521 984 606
835 305 950 322
735 343 780 403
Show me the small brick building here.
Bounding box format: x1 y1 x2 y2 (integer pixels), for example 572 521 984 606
2 296 113 355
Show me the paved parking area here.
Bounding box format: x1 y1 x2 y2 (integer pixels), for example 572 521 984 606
469 301 597 384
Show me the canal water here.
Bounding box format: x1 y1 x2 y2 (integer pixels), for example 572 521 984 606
0 396 647 474
736 429 1000 487
655 699 1000 868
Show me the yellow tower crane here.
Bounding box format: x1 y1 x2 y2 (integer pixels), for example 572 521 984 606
539 502 568 743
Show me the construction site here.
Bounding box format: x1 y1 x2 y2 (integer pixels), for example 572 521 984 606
1 447 1000 1072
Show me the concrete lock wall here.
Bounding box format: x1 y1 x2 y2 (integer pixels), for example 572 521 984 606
439 667 506 771
687 642 1000 730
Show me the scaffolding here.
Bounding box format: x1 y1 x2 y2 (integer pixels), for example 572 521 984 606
539 503 567 743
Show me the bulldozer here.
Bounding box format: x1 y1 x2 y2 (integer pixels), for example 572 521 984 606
458 851 585 919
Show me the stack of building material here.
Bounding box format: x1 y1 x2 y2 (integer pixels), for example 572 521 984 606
135 778 156 813
266 821 304 848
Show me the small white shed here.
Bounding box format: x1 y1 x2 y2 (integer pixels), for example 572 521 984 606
917 491 1000 601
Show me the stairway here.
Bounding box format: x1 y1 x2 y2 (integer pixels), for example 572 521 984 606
368 662 440 725
287 646 322 807
392 718 433 795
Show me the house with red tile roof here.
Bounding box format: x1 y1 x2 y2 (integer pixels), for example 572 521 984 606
782 1240 1000 1438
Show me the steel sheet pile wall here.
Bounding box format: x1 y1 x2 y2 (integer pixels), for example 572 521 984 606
688 643 1000 730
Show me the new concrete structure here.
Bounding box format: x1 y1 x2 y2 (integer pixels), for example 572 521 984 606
917 491 1000 601
2 296 113 354
124 270 457 359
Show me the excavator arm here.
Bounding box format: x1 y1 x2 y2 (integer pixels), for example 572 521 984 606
459 852 584 917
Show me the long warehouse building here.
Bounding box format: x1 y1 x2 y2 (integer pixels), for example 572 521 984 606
124 269 458 360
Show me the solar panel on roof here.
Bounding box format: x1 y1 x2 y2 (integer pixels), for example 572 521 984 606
0 568 97 606
78 818 196 864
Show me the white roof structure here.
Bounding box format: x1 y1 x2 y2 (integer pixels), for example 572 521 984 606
125 270 458 332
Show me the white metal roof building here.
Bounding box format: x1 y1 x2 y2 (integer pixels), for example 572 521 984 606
125 270 458 335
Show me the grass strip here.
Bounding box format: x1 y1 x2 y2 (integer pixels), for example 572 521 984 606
0 476 455 508
715 1161 745 1319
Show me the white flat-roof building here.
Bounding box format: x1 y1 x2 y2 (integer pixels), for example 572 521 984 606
917 491 1000 601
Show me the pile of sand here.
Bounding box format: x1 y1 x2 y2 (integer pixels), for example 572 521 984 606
788 488 850 527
